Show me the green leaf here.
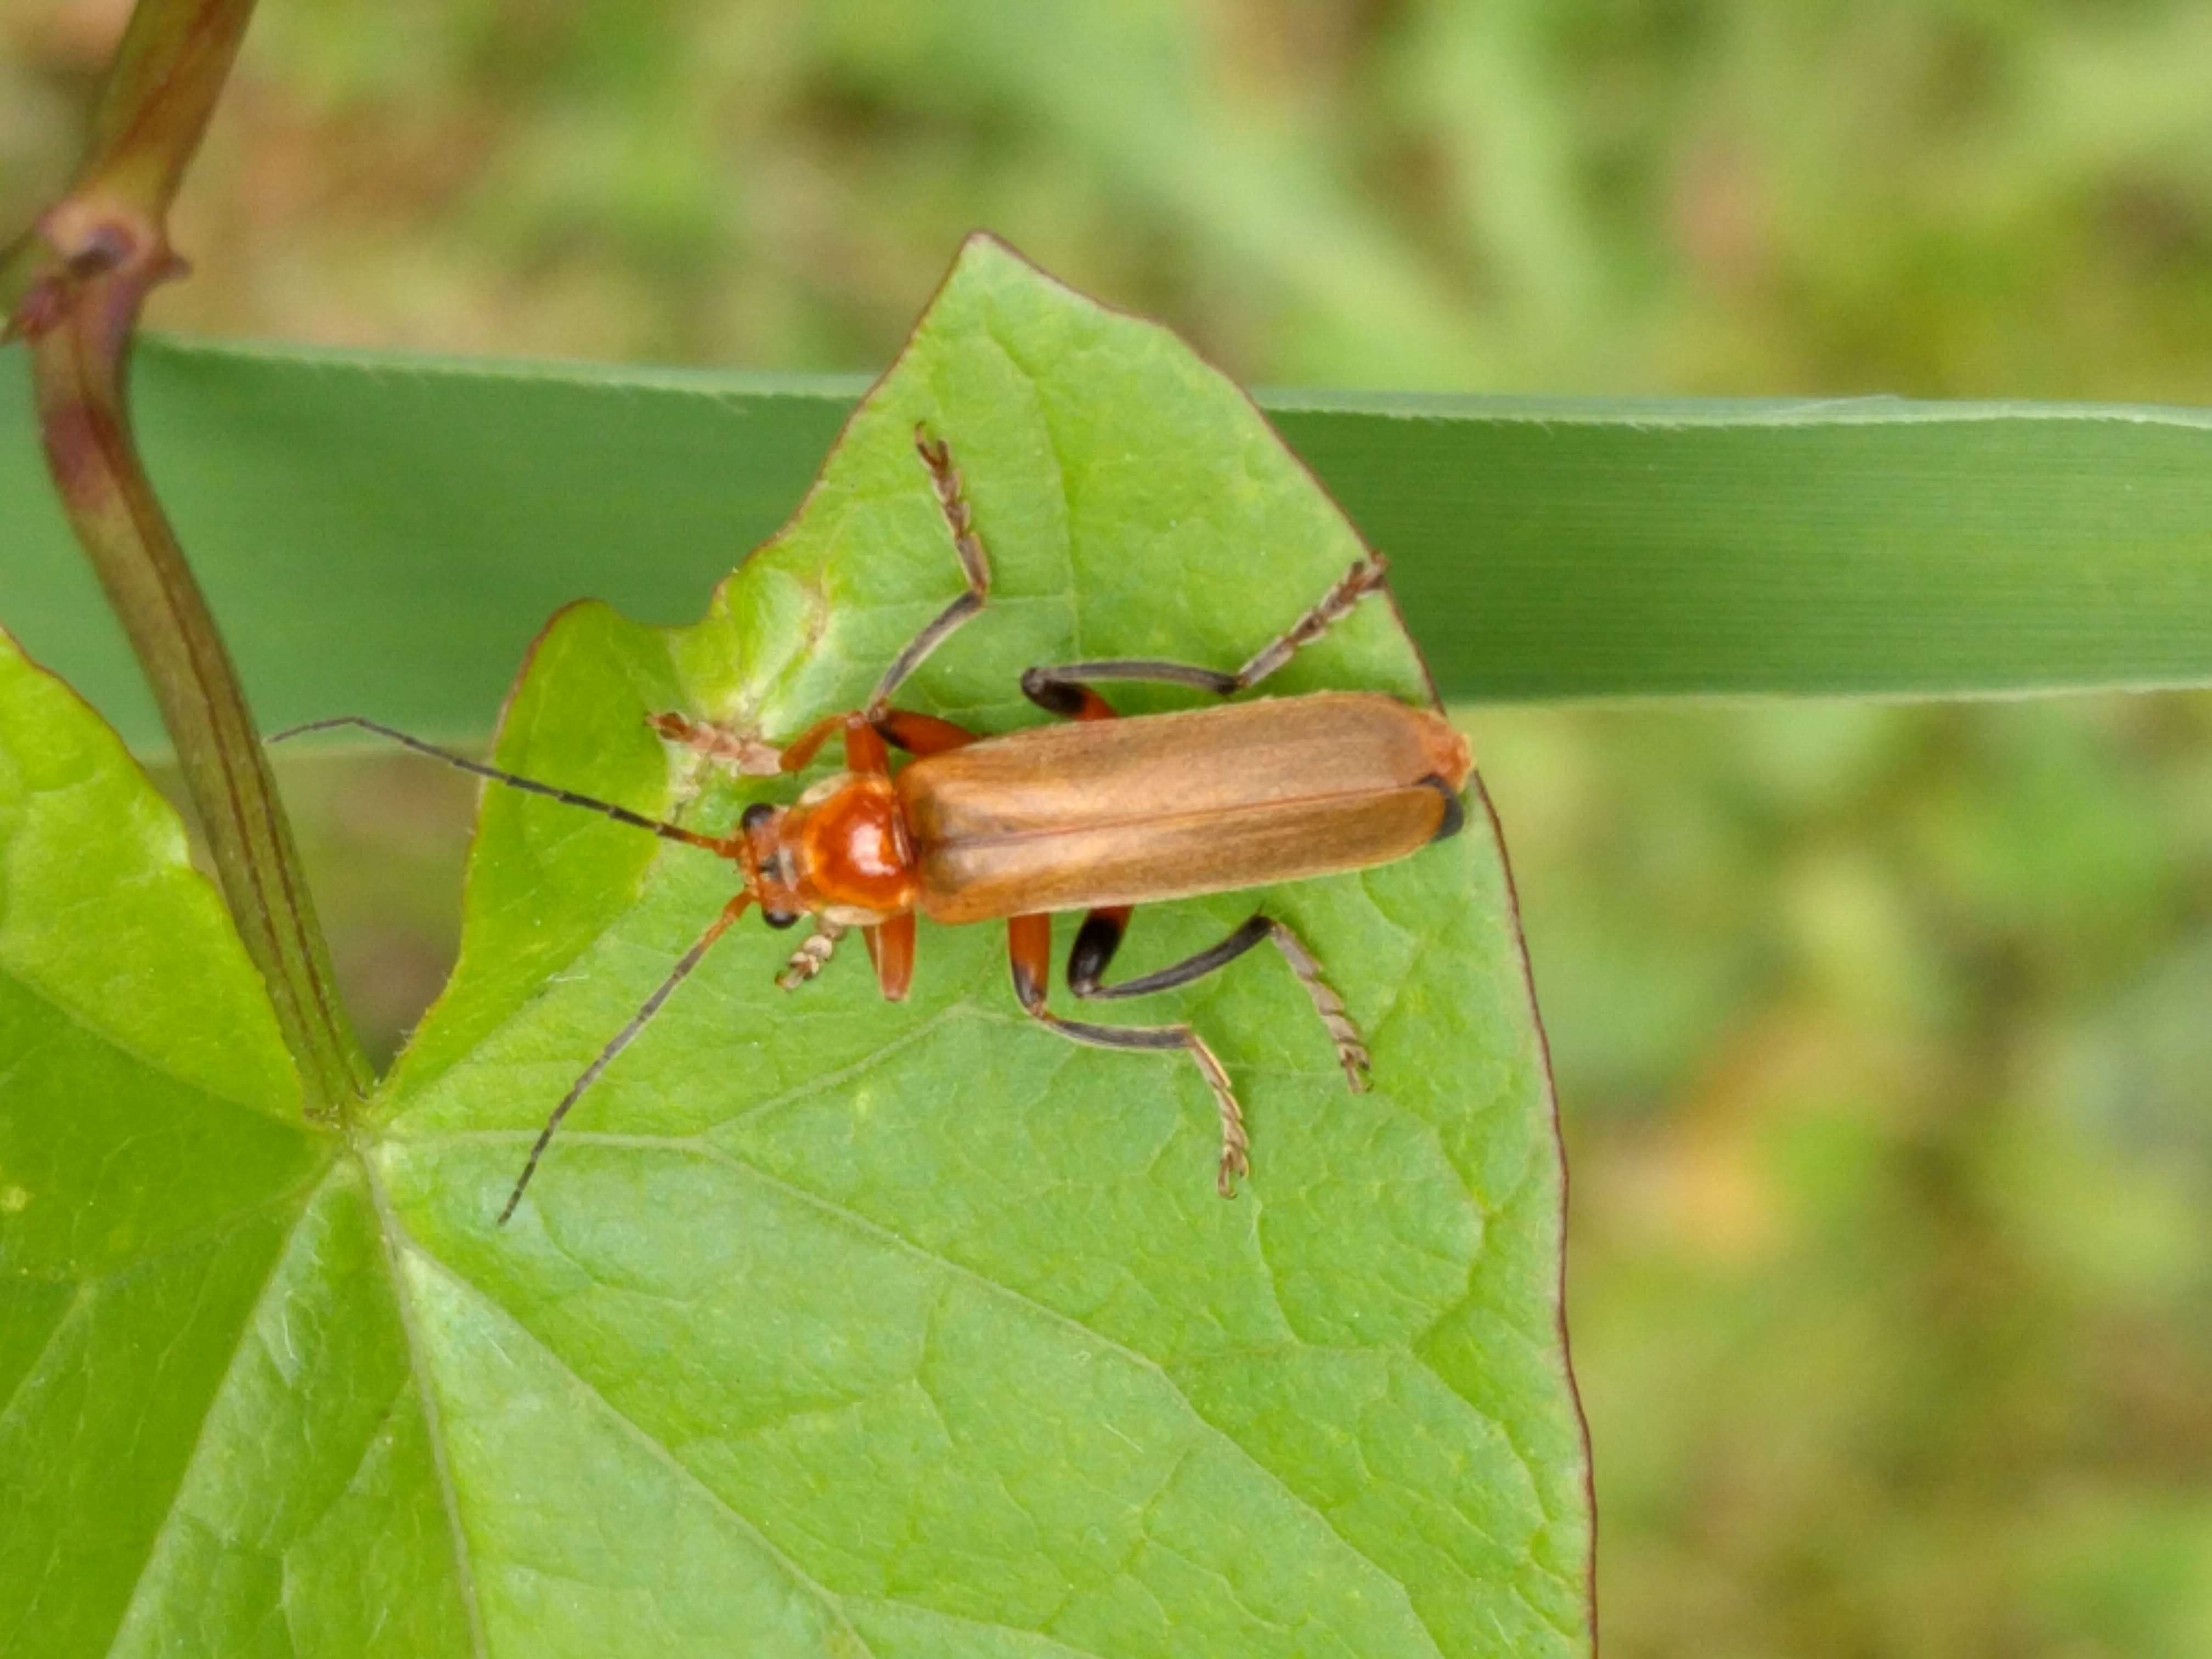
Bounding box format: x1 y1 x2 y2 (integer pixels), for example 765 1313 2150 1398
4 236 1589 1655
0 634 470 1655
8 332 2212 754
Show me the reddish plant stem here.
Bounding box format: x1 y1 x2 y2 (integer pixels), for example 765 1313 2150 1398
6 0 370 1115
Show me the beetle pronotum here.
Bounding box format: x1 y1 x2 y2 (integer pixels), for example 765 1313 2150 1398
282 426 1472 1220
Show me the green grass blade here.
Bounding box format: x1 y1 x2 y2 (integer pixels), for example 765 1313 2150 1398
7 344 2210 751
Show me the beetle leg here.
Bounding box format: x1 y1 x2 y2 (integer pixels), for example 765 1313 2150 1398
1020 554 1389 712
643 711 786 775
743 710 898 777
1255 919 1373 1093
866 425 995 718
838 714 893 776
1019 680 1120 722
647 709 850 777
1068 909 1370 1093
866 913 917 1001
651 691 979 795
1008 913 1251 1195
776 919 847 990
872 707 979 755
1228 554 1392 693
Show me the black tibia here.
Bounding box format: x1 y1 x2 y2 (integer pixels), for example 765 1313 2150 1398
1023 660 1237 706
1069 910 1266 999
1066 907 1373 1093
868 426 995 716
1019 554 1389 713
1037 1012 1195 1054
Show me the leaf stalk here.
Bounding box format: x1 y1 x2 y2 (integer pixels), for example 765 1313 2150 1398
5 0 371 1116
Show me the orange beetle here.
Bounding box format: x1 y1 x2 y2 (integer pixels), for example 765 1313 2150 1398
287 428 1471 1220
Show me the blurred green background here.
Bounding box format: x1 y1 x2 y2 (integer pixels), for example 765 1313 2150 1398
7 1 2212 1652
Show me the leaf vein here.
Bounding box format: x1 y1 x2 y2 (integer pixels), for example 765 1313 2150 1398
682 1140 1452 1659
845 1596 1112 1659
358 1149 493 1659
104 1167 335 1659
381 1223 881 1659
0 1280 89 1435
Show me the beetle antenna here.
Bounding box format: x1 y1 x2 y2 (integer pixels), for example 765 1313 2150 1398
272 715 731 854
497 889 755 1225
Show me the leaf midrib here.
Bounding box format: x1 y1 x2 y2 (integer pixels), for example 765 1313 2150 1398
357 1146 492 1659
100 1164 336 1657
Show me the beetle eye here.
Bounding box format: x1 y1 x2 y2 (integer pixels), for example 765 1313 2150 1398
740 802 776 832
761 909 801 930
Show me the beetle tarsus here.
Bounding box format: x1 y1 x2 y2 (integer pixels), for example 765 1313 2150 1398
866 425 995 716
1190 1034 1250 1198
1262 920 1371 1094
647 710 785 776
1227 554 1390 692
777 921 847 990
